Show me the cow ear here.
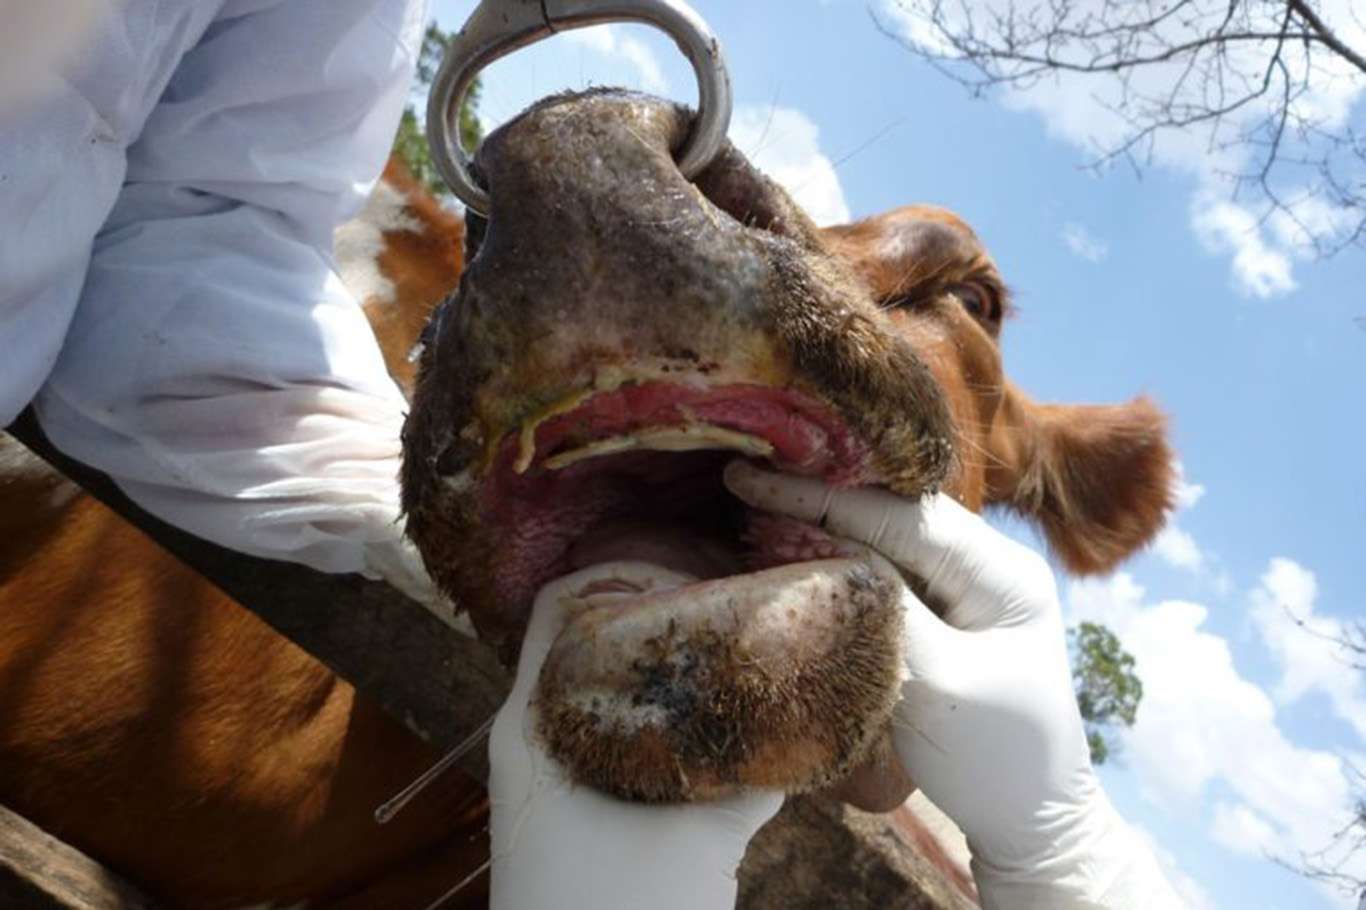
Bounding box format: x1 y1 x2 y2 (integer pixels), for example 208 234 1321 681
987 386 1175 575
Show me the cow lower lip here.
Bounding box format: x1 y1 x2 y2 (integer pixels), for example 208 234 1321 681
535 553 907 801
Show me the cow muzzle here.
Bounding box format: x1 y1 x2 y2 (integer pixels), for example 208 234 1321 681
402 90 954 801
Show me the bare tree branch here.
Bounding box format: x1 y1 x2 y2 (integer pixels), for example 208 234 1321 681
1289 0 1366 74
1273 762 1366 899
881 0 1366 257
1280 602 1366 672
1265 602 1366 893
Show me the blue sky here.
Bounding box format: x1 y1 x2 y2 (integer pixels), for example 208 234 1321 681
431 2 1366 906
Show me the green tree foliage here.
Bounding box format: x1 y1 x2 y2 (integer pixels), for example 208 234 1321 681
391 24 483 199
1068 621 1143 765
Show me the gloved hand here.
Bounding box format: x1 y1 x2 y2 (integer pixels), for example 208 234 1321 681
488 562 785 910
724 462 1183 910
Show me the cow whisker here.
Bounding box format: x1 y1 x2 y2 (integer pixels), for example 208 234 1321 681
426 857 493 910
375 715 495 825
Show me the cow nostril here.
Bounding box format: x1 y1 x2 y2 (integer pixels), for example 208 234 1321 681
692 148 804 240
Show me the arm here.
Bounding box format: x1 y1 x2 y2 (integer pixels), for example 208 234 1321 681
31 0 440 608
724 462 1185 909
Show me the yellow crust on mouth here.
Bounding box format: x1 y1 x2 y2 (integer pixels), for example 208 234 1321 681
496 350 795 477
509 387 596 474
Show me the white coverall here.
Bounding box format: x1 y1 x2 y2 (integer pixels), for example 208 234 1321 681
1 0 435 605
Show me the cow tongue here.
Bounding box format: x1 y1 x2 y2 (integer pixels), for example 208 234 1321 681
564 518 742 582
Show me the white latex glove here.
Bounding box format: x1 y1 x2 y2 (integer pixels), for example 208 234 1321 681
488 562 785 910
724 462 1184 910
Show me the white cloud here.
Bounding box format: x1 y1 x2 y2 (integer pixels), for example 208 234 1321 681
728 105 852 226
1067 572 1366 903
878 0 955 58
1250 557 1366 742
561 25 669 95
1061 222 1108 262
1151 525 1204 571
1149 461 1207 572
880 0 1366 298
1190 195 1297 299
1173 467 1206 511
1210 800 1279 856
1131 823 1220 910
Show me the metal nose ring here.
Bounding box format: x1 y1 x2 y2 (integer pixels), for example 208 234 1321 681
426 0 733 216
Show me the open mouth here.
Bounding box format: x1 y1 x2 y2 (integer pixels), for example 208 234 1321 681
467 376 908 801
475 378 880 618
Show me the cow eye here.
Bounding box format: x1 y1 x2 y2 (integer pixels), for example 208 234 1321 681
947 283 998 324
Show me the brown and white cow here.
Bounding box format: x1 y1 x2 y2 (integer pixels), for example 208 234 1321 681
1 93 1172 907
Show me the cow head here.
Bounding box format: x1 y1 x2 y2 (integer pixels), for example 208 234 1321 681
401 90 1172 803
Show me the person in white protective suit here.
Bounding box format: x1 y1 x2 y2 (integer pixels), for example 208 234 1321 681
1 3 1182 907
2 0 437 606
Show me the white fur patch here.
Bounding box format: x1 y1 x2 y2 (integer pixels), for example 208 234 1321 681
334 179 422 311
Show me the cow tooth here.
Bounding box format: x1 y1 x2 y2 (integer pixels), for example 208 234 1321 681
544 435 640 470
544 424 775 471
632 425 775 456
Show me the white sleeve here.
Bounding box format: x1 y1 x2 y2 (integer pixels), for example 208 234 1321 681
0 0 166 429
31 0 438 598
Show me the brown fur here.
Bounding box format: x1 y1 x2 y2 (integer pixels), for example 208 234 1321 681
988 389 1174 573
360 159 466 398
825 206 1175 571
